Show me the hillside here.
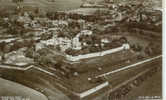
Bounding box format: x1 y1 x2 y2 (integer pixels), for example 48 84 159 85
0 0 161 12
0 0 83 11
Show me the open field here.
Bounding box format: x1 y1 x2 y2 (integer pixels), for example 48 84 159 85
0 68 71 100
0 0 162 12
123 68 162 100
0 55 162 100
0 0 82 11
0 0 104 11
82 57 162 100
0 78 48 100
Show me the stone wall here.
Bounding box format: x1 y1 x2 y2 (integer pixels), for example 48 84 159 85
66 43 130 61
78 82 109 98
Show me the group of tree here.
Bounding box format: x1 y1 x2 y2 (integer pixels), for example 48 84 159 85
131 43 143 52
144 43 161 56
12 0 24 3
0 39 35 55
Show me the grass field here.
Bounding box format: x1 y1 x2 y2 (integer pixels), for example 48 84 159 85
0 78 48 100
123 69 162 100
0 0 104 11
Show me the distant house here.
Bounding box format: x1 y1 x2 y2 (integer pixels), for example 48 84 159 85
17 16 32 24
81 3 93 7
52 20 68 27
35 43 45 51
101 38 110 43
80 30 93 36
72 37 82 50
58 37 71 51
71 30 93 50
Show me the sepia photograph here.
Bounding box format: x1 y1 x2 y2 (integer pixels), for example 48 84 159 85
0 0 163 100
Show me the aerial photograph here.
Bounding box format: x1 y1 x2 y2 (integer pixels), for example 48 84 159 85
0 0 162 100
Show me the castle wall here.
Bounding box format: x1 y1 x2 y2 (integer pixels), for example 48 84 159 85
66 43 130 61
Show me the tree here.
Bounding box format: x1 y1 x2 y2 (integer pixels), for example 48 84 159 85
25 48 34 58
0 42 6 61
37 48 50 56
12 0 24 13
119 36 128 43
132 44 143 52
3 44 11 53
0 42 6 52
12 0 24 3
37 55 52 65
34 7 39 15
